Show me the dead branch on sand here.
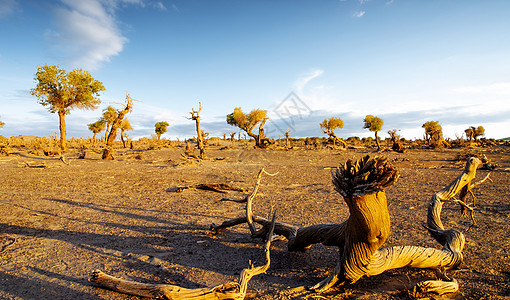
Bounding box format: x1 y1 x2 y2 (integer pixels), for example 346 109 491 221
212 156 491 295
167 183 247 194
90 211 277 299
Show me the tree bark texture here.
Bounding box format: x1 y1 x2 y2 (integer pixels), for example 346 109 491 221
374 131 381 150
212 155 490 295
58 110 67 152
328 132 347 149
190 103 205 159
90 155 489 297
104 123 110 143
120 131 127 148
102 96 133 160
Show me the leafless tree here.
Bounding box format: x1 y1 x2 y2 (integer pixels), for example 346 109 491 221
189 102 206 159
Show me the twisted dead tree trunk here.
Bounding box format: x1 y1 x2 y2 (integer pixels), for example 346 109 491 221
90 213 277 299
102 94 133 160
190 102 206 160
388 129 405 153
212 155 491 295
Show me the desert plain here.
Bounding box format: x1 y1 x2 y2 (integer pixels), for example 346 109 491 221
0 141 509 299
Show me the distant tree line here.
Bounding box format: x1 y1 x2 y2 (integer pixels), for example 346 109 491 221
26 64 491 157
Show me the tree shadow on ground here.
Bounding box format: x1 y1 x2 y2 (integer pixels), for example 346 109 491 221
0 194 355 298
0 270 93 299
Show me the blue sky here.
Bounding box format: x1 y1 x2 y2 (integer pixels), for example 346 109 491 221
1 0 509 140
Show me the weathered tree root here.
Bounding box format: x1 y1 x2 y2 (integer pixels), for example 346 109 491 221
414 268 459 296
212 155 491 295
90 213 277 299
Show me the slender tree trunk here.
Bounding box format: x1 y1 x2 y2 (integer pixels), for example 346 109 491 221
230 133 236 145
245 131 259 146
104 124 110 142
185 139 191 153
375 131 381 150
92 133 97 147
258 118 267 147
328 132 346 149
58 110 67 152
196 127 204 159
285 130 290 149
338 138 347 148
247 118 268 148
191 103 205 159
121 130 127 148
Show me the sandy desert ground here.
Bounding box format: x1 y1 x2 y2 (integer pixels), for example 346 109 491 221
0 142 509 299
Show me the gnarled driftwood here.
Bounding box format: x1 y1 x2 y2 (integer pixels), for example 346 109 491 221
212 155 491 295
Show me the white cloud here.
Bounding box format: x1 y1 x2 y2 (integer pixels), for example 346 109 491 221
283 69 353 115
353 10 366 18
453 82 510 95
0 0 18 19
157 2 167 11
48 0 164 71
47 0 130 70
101 0 145 11
293 69 324 93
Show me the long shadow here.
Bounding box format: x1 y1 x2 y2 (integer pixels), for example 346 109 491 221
482 203 510 215
0 221 221 288
10 152 59 161
0 210 273 278
47 198 176 225
0 270 93 299
2 197 325 294
8 201 182 234
46 198 227 223
8 198 229 237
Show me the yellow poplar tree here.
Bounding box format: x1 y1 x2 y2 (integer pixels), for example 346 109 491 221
30 64 105 151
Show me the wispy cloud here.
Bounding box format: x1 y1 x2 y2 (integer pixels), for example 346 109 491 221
0 0 18 19
293 69 324 93
153 2 168 11
286 69 352 115
353 11 365 18
46 0 164 71
46 0 130 70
